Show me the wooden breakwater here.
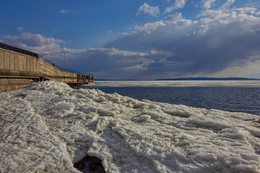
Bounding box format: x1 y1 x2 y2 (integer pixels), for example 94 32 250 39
0 42 94 91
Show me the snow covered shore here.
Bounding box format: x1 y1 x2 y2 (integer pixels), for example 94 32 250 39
0 81 260 173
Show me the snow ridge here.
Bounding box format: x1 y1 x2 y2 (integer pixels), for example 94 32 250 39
0 81 260 173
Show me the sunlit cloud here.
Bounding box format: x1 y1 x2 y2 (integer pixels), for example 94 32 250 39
137 3 160 16
0 33 63 57
202 0 216 9
164 0 186 13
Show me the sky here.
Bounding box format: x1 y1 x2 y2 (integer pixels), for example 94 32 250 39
0 0 260 79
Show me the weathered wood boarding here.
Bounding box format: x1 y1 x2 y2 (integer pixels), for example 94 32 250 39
0 43 93 91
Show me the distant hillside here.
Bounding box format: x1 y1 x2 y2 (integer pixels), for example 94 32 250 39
158 77 260 81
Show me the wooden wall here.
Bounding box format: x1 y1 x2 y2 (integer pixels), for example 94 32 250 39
37 58 78 83
0 48 89 83
0 48 94 91
0 48 38 76
0 79 34 92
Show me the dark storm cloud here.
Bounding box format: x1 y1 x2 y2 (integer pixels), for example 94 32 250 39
106 13 260 77
0 32 162 79
50 48 161 79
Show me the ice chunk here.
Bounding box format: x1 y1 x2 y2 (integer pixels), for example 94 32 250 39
131 114 151 123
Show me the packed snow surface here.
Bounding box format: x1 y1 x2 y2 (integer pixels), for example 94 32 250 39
1 81 260 173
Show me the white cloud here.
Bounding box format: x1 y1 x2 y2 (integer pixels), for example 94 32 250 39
0 33 63 57
133 13 194 35
166 13 195 26
165 0 186 13
220 0 236 11
17 26 24 31
167 13 183 23
137 3 160 16
52 29 58 33
233 7 259 16
59 9 72 14
202 0 216 9
122 63 148 71
198 6 260 27
134 21 166 33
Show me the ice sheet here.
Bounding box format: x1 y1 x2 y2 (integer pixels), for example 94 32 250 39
0 81 260 173
91 80 260 87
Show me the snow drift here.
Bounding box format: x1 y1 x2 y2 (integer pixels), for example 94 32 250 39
0 81 260 173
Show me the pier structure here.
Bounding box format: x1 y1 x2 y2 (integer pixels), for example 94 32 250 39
0 42 94 91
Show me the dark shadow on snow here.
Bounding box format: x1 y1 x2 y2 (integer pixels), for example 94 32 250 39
74 155 105 173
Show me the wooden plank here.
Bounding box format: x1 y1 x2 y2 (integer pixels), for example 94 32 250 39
0 49 4 69
9 53 14 70
4 51 9 70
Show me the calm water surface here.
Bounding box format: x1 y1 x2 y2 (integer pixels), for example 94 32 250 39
83 86 260 115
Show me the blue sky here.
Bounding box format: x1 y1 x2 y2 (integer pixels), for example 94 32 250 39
0 0 260 79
